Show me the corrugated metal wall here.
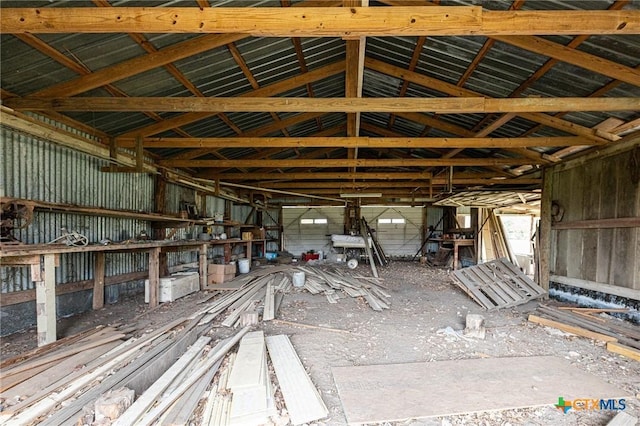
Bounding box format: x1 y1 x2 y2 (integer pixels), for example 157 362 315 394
1 124 154 293
282 206 344 257
362 206 424 257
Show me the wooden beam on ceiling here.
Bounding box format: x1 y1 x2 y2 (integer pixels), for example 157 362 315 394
158 157 542 168
250 178 541 188
3 7 639 36
366 58 618 143
492 35 640 88
29 34 246 98
204 172 436 180
10 96 639 113
116 135 592 149
116 61 345 140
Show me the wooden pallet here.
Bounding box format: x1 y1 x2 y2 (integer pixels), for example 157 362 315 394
452 258 546 310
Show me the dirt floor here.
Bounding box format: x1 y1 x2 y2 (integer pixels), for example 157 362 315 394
2 261 639 425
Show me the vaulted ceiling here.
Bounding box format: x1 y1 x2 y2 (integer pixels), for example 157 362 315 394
1 0 639 205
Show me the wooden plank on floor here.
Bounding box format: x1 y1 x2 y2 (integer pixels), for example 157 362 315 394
227 331 266 390
607 342 640 362
332 356 629 424
528 314 618 343
607 411 638 426
113 335 211 426
265 335 328 425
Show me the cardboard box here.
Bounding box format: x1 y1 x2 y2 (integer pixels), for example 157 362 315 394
241 231 253 241
251 227 266 239
209 263 237 275
208 272 236 285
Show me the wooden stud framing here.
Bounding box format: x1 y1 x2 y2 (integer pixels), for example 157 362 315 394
93 252 106 310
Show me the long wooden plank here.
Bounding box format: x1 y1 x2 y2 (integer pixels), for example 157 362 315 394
607 342 640 362
4 8 639 35
9 96 639 113
122 136 591 150
112 336 211 426
265 335 328 425
528 314 618 342
136 327 250 426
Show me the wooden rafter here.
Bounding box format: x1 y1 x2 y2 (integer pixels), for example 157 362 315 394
226 42 290 137
3 7 639 36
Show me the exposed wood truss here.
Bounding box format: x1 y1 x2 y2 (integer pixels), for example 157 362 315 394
1 1 639 202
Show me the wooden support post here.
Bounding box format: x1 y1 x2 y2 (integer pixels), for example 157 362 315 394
93 252 105 310
109 137 118 172
539 167 553 290
199 244 208 290
36 254 57 346
148 247 161 308
471 207 479 264
135 135 144 173
223 242 232 263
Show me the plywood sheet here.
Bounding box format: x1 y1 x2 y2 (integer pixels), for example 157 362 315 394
332 356 627 425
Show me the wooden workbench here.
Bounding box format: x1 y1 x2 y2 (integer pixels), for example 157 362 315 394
428 238 475 270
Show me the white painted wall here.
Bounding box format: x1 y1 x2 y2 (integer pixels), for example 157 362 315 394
282 206 345 257
362 206 424 257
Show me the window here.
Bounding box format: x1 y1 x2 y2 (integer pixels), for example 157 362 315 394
301 218 327 224
378 218 405 224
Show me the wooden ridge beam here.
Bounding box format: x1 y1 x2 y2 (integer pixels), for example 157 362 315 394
3 7 639 36
159 157 541 168
115 136 591 149
8 96 639 113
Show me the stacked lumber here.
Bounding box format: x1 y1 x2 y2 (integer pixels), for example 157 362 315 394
199 333 328 426
0 316 210 425
529 304 640 361
0 265 376 424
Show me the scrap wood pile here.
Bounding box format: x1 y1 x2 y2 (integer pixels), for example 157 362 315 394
0 264 382 425
529 304 640 361
0 319 328 425
199 265 390 327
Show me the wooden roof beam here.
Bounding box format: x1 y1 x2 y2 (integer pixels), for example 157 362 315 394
115 61 345 140
4 7 639 36
492 35 640 88
159 158 542 168
366 58 619 143
251 178 541 189
116 136 593 149
9 96 639 113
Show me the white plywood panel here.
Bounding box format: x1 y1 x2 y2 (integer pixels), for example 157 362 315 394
362 206 424 256
265 335 328 425
282 206 344 257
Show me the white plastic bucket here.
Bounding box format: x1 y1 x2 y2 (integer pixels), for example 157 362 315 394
238 258 250 274
292 271 306 287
